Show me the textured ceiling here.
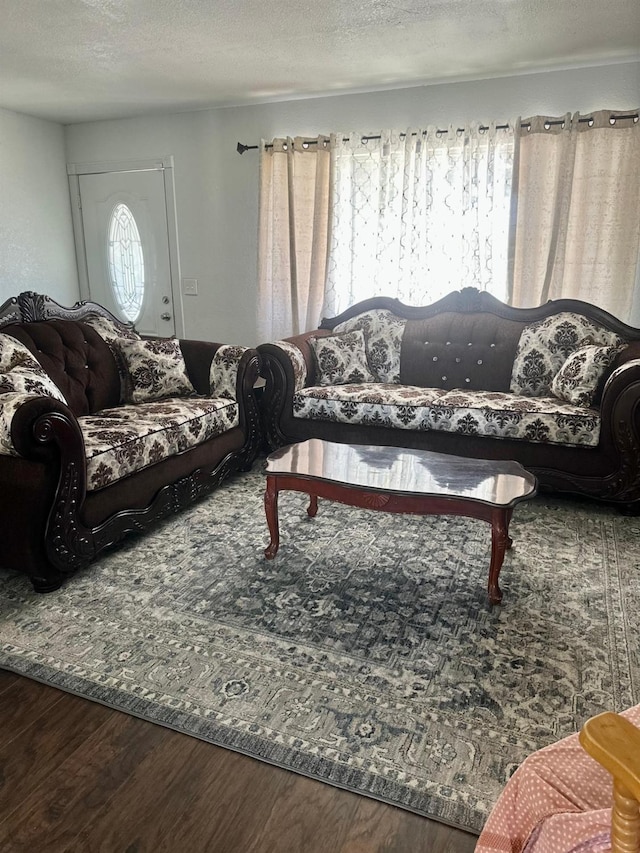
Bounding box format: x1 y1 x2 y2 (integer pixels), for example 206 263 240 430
1 0 639 124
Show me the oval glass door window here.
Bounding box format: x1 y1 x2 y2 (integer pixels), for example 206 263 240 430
107 203 145 322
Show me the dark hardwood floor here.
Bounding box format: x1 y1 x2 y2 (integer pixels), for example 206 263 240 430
0 670 478 853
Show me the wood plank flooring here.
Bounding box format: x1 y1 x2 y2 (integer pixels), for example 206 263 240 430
0 670 478 853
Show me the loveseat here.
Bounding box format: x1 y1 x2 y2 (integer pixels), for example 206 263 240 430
258 288 640 508
0 291 261 591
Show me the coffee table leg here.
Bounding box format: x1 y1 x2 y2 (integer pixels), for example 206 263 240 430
264 476 280 559
488 509 510 605
506 508 513 549
307 494 318 518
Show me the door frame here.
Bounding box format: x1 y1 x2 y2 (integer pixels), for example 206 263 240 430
67 156 185 338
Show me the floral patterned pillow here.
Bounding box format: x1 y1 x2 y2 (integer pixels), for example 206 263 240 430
0 368 67 402
551 345 620 408
83 314 142 402
117 338 196 403
0 333 67 404
510 312 622 397
309 330 375 386
333 309 406 383
81 314 140 346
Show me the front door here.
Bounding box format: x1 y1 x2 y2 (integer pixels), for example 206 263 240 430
71 164 178 337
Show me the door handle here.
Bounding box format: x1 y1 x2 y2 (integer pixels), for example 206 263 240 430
160 312 171 321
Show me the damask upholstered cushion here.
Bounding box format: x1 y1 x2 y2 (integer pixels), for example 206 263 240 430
210 344 249 400
0 368 65 401
0 333 67 404
293 384 601 447
271 340 308 391
80 397 239 490
83 314 142 403
0 333 69 457
551 345 620 408
117 338 196 403
333 309 406 383
81 314 140 346
510 313 622 397
309 330 375 385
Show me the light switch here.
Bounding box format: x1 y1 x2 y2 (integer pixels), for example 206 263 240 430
182 278 198 296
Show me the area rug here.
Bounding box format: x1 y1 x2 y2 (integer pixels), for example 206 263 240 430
0 467 639 834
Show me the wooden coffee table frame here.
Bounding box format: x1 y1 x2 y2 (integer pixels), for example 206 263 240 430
264 473 522 606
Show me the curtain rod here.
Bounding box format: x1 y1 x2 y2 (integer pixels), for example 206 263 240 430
236 111 639 154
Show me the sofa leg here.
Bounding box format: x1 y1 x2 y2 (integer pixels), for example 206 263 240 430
31 572 65 593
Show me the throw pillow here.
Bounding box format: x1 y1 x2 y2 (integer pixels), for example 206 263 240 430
0 333 67 404
81 313 141 346
551 344 621 408
0 367 67 402
117 337 196 403
510 312 622 397
82 314 142 403
309 330 375 385
333 309 406 383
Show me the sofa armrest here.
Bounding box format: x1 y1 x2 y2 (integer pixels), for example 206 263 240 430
0 392 78 458
2 393 94 579
260 330 330 391
209 344 257 400
598 358 640 503
613 341 640 370
257 331 331 450
209 345 261 466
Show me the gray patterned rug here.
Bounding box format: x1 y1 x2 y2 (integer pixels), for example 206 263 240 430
1 466 639 833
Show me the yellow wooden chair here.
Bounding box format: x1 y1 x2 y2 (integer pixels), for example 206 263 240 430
579 712 640 853
476 709 640 853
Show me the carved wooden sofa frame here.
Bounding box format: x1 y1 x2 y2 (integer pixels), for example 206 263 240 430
0 292 262 591
258 288 640 509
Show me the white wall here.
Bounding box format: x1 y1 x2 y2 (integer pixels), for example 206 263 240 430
0 107 79 306
65 60 640 345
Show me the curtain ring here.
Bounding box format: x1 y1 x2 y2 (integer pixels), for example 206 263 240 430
588 118 594 127
609 116 616 125
544 121 551 130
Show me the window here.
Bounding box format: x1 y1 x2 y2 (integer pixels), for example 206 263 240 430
324 126 515 317
108 203 145 322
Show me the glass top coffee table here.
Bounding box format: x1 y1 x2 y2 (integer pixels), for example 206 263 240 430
264 439 537 605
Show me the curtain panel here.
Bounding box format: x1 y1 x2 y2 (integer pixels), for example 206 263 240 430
257 136 331 341
512 110 640 320
256 110 640 341
323 124 517 317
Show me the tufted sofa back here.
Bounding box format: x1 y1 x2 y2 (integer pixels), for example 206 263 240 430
400 312 526 392
3 319 121 416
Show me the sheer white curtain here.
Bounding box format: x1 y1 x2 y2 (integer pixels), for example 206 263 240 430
323 124 516 317
257 136 331 340
512 110 640 320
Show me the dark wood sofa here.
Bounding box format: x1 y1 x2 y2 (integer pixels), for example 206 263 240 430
0 292 261 591
258 288 640 508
